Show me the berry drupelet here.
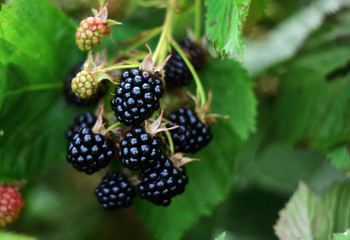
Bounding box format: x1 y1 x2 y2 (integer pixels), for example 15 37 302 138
66 112 96 140
138 155 188 206
64 63 108 105
67 128 115 174
164 39 206 88
0 185 24 226
111 69 164 126
95 171 135 209
167 108 212 153
119 126 162 170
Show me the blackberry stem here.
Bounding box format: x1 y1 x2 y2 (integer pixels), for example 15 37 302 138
165 130 175 155
153 0 176 64
103 64 140 72
169 38 206 106
106 122 121 131
194 0 201 40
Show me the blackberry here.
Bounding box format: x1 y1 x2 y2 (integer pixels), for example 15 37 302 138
64 63 108 105
76 16 107 51
164 39 206 88
67 128 115 174
119 126 162 170
0 185 24 226
66 112 96 140
111 69 164 126
94 171 135 209
138 155 188 206
167 108 212 153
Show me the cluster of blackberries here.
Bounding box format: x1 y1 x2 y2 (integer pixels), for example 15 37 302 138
64 38 211 209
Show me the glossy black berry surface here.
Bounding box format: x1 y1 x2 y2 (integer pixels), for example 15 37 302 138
67 128 115 174
94 171 135 209
66 112 96 140
64 63 108 105
119 126 162 170
164 39 205 88
138 155 188 206
167 108 212 153
111 69 164 126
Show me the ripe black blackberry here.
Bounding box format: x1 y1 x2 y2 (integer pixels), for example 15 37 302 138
164 39 206 88
119 126 162 170
64 63 108 105
66 112 96 140
94 171 136 209
167 108 212 153
138 155 188 206
67 128 115 174
111 69 164 126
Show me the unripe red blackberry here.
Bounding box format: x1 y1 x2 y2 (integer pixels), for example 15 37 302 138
94 171 136 209
67 128 115 174
138 155 188 206
164 39 206 88
119 126 162 170
111 69 164 126
167 108 212 153
0 185 24 226
76 16 107 51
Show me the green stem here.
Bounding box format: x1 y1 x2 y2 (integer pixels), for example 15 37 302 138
165 130 175 155
153 0 176 64
194 0 201 40
106 122 121 131
169 38 206 106
126 26 162 51
103 64 141 72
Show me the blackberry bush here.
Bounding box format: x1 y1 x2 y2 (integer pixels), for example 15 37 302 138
167 107 212 153
138 154 189 206
67 128 115 174
119 126 162 170
94 171 135 209
111 69 164 126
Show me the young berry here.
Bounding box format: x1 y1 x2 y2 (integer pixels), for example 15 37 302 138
167 108 212 153
119 126 162 170
66 112 96 140
111 69 164 126
67 128 115 174
71 70 99 99
138 155 188 206
76 16 107 51
94 171 135 209
164 39 206 88
0 185 24 226
64 63 108 105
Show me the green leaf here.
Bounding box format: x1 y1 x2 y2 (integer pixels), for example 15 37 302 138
133 59 255 240
0 232 37 240
204 0 251 58
215 232 227 240
333 230 350 240
0 0 83 180
274 181 350 240
326 146 350 174
243 0 350 76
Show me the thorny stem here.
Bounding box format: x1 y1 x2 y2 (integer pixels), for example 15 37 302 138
103 64 141 72
165 130 175 155
194 0 201 40
106 122 121 131
153 0 176 64
169 38 206 106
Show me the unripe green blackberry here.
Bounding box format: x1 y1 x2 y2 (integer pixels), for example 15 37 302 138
71 70 99 99
76 16 107 51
